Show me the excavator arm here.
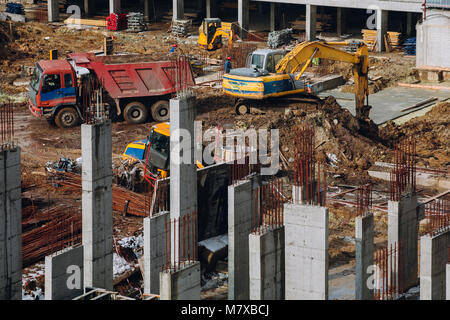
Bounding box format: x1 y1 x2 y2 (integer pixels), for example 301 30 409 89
275 41 370 120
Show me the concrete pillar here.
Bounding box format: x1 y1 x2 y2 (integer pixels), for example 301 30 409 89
82 122 113 291
419 230 449 300
0 148 22 300
228 177 259 300
284 203 328 300
173 0 184 20
169 95 197 220
406 12 413 37
238 0 249 39
110 0 121 14
337 7 346 37
388 194 420 291
160 262 201 300
306 4 317 41
48 0 59 22
376 9 388 52
447 264 450 300
84 0 93 15
249 227 285 300
144 0 150 21
206 0 217 18
355 213 374 300
45 246 84 300
143 211 169 295
270 3 276 32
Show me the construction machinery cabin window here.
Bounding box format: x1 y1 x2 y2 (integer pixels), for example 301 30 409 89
30 65 43 92
149 130 169 158
42 74 61 93
251 54 264 70
64 74 73 88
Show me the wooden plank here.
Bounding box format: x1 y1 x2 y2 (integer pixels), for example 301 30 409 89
65 18 107 27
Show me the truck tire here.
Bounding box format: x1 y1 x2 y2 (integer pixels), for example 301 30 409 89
151 100 170 122
124 102 148 124
55 107 80 128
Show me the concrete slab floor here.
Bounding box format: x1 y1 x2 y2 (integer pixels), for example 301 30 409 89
318 86 450 125
328 263 355 300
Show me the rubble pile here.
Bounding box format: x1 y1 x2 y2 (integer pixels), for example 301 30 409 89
267 28 293 48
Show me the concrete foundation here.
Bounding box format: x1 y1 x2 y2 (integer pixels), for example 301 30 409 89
284 203 328 300
388 194 420 290
160 262 201 300
45 246 84 300
109 0 121 14
420 230 450 300
0 148 22 300
228 177 259 300
143 211 169 295
416 9 450 68
249 227 285 300
82 122 113 291
238 0 249 39
306 4 317 41
173 0 184 20
355 213 374 300
377 9 388 52
170 95 197 220
48 0 59 22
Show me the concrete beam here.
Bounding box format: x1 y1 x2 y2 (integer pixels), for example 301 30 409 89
144 211 169 295
48 0 59 22
376 9 388 52
306 4 317 41
110 0 121 14
160 262 201 300
0 148 22 300
173 0 184 20
285 203 328 300
238 0 250 39
355 213 374 300
82 122 113 291
45 246 84 300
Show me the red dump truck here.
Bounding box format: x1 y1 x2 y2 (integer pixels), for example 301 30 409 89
28 52 195 128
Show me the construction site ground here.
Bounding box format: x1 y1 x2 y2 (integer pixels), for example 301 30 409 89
1 20 448 299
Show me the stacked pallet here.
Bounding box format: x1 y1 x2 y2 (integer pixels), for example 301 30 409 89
172 19 191 37
290 14 333 33
128 12 145 32
403 37 416 56
362 29 403 51
107 13 128 31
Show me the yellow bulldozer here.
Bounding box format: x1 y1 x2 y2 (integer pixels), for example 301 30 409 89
198 18 233 51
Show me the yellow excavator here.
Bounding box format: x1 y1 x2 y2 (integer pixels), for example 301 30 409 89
222 41 371 120
198 18 233 51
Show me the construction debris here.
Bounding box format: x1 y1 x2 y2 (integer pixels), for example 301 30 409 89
171 19 191 37
267 28 294 48
127 12 146 32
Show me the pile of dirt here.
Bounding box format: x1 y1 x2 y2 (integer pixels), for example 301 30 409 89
379 101 450 169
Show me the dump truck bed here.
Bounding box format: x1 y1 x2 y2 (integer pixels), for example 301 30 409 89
68 53 195 99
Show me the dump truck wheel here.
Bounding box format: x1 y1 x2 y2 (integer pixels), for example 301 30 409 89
236 103 249 115
55 107 80 128
151 100 170 122
124 102 148 124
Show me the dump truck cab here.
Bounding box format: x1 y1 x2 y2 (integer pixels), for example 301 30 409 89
28 60 79 127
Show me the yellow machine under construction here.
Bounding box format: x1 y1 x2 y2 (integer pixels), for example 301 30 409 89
222 41 371 120
198 18 233 51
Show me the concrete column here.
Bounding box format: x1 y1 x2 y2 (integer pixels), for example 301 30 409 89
447 264 450 300
406 12 413 37
376 9 388 52
144 0 150 21
285 203 328 300
249 227 285 300
306 4 317 41
160 262 201 300
110 0 121 14
173 0 184 20
45 246 84 300
228 177 259 300
84 0 93 15
355 213 374 300
270 3 276 32
169 95 197 220
388 194 420 291
337 7 346 37
419 230 449 300
0 148 22 300
48 0 59 22
82 122 113 291
206 0 217 19
143 211 169 295
238 0 249 39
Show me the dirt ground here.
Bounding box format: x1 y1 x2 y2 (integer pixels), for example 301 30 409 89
2 19 446 299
